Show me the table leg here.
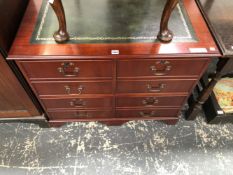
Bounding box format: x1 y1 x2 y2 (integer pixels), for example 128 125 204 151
185 58 233 120
48 0 69 43
158 0 179 42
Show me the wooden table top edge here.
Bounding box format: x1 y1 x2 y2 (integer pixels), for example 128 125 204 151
8 0 220 57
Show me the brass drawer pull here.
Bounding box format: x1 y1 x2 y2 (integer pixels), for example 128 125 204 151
142 97 159 106
139 111 156 117
64 85 84 95
74 111 90 118
57 62 79 77
70 99 86 107
147 83 166 92
150 60 172 76
77 86 84 95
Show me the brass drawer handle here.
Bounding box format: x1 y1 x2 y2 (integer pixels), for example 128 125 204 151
139 111 156 117
64 85 84 95
74 111 90 118
150 60 172 76
147 83 166 92
58 62 79 77
64 85 71 94
70 99 86 107
77 86 84 95
142 97 159 106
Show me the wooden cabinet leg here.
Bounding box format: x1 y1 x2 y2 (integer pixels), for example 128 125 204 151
157 0 179 42
99 120 130 126
162 119 178 125
49 122 66 128
49 0 69 43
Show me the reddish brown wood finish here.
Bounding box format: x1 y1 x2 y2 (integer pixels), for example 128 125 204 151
48 110 113 120
48 117 178 123
41 97 113 109
116 108 180 118
49 0 69 43
116 95 186 108
162 119 178 125
0 0 41 119
116 79 196 94
158 0 179 42
8 0 219 57
19 60 113 80
32 81 113 97
117 58 209 78
48 108 179 120
0 55 40 118
7 0 220 126
98 121 130 126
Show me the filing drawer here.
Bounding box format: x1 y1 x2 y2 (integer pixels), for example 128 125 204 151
48 110 113 120
116 108 180 118
41 97 113 109
116 95 186 107
117 59 209 78
32 81 113 96
19 60 113 80
117 79 196 94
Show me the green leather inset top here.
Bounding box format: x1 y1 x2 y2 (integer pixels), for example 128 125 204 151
31 0 196 44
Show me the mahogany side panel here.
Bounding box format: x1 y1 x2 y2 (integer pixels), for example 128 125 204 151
0 55 40 118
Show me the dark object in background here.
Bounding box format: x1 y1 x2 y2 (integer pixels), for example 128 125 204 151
186 0 233 123
0 0 29 54
0 0 43 121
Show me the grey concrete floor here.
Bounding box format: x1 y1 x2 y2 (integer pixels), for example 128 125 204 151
0 114 233 175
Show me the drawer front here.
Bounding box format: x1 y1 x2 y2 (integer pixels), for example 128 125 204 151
116 108 179 118
117 79 196 94
117 59 209 78
19 60 113 80
32 81 113 96
116 96 185 108
48 110 113 120
41 97 113 109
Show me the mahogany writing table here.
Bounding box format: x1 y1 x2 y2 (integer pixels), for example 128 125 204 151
8 0 219 127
